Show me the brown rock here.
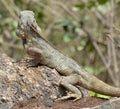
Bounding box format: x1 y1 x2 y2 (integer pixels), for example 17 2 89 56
0 54 119 109
0 54 61 108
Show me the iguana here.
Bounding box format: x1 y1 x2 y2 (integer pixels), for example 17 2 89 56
16 10 120 101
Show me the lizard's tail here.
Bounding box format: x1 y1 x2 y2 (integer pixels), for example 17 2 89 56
80 75 120 96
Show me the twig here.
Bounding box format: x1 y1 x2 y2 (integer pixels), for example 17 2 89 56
1 0 17 20
32 0 61 18
55 1 118 86
56 1 79 21
114 26 120 33
107 39 111 70
82 27 118 86
0 38 22 50
109 0 119 86
92 9 108 28
44 20 56 37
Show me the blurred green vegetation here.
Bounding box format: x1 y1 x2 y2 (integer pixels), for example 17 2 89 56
0 0 120 87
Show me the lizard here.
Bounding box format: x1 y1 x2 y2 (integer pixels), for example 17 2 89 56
16 10 120 101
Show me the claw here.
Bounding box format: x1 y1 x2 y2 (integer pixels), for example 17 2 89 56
16 59 38 68
56 92 82 101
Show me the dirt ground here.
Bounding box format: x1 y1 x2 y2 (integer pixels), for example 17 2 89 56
12 97 106 109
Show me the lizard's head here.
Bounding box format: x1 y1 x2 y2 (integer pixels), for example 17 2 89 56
16 10 36 49
16 10 41 39
16 10 34 39
19 10 35 27
16 10 42 49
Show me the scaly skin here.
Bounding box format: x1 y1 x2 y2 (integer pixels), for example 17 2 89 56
16 10 120 100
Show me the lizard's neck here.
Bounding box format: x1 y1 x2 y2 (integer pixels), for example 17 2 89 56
36 36 54 52
29 29 57 55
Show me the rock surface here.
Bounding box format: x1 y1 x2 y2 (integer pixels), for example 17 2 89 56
0 54 62 108
0 54 120 109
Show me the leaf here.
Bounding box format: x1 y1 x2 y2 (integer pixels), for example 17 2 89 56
84 66 95 74
77 40 86 51
75 4 85 10
90 91 111 99
97 0 108 5
12 21 17 28
117 0 120 5
97 2 111 14
96 94 111 99
90 91 96 96
54 19 73 28
87 1 96 9
63 33 73 42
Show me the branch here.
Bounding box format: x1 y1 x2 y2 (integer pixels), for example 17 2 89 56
1 0 18 20
81 26 118 86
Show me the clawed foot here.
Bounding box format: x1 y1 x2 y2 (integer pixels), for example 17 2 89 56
15 59 38 68
24 59 38 67
56 92 82 101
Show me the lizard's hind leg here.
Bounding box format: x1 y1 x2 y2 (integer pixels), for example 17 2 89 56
57 74 82 101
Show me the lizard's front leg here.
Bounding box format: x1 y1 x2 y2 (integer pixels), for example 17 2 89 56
57 74 83 101
24 47 44 67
